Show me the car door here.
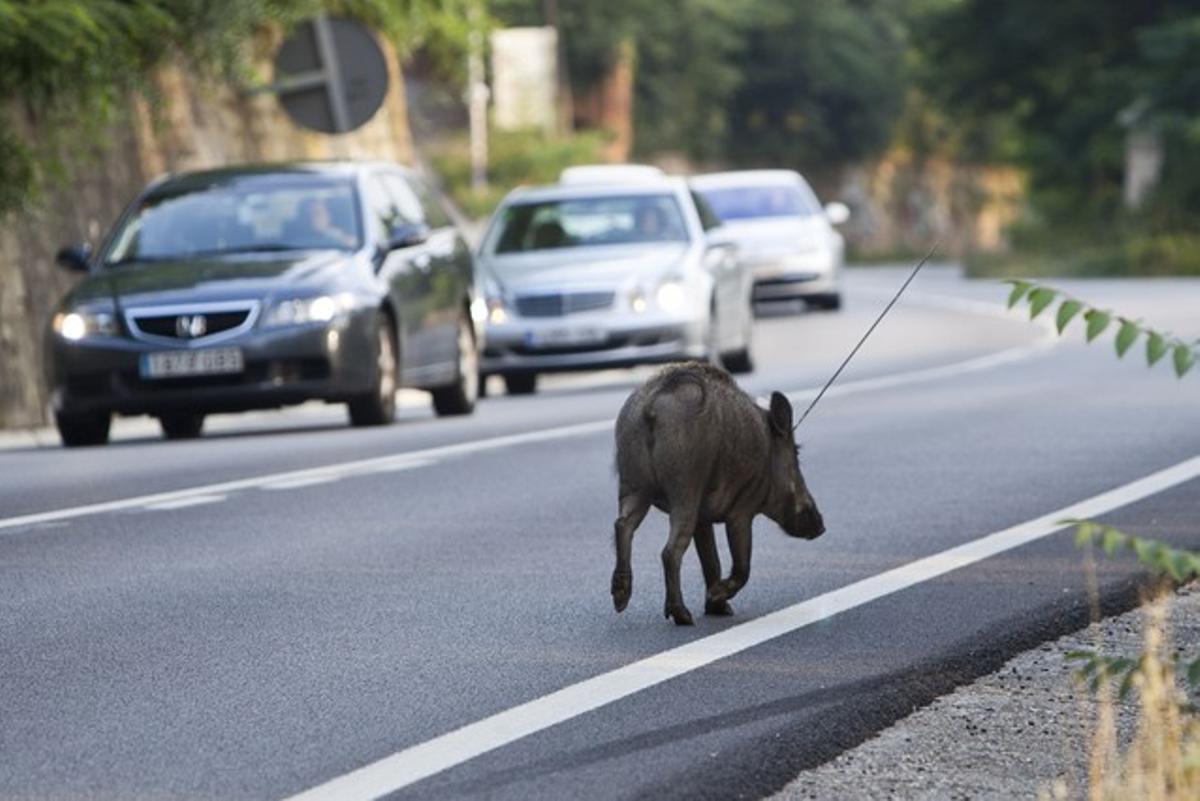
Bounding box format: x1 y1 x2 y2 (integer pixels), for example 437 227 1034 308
364 172 435 381
692 190 745 351
407 174 471 372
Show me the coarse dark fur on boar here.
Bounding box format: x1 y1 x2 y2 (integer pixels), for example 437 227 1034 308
612 362 824 626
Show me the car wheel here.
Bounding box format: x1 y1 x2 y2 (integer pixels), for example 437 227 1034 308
811 293 842 311
55 410 111 447
504 373 537 395
159 412 205 440
431 315 479 417
348 314 398 427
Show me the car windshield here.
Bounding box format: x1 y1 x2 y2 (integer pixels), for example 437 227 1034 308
104 175 362 264
493 194 688 254
699 184 819 221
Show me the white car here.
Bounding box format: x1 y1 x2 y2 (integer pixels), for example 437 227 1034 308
476 177 754 395
691 170 849 310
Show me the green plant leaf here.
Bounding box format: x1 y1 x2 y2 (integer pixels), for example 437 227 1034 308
1101 527 1124 556
1115 320 1140 357
1188 658 1200 688
1056 300 1083 334
1133 537 1156 564
1006 280 1032 309
1084 309 1111 342
1028 287 1056 319
1066 650 1096 662
1147 332 1167 366
1173 344 1195 377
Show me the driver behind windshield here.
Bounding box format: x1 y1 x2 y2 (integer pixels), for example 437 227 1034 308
298 195 358 250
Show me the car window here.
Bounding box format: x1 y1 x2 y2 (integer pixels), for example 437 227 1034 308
380 173 425 226
493 194 689 254
690 191 722 231
364 175 400 244
104 175 362 263
698 184 820 221
408 176 454 229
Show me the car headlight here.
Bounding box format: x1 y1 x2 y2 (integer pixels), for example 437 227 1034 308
628 287 648 314
481 279 509 324
53 310 116 341
655 281 688 314
263 293 354 327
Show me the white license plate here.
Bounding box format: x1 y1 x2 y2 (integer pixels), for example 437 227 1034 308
140 347 244 379
526 327 606 348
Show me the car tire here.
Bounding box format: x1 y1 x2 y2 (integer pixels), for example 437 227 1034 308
55 411 111 447
159 413 205 440
431 315 479 417
722 347 755 374
504 373 537 395
348 314 398 427
811 293 842 311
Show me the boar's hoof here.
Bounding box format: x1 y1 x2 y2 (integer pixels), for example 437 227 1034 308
611 571 632 613
704 599 734 616
664 603 694 626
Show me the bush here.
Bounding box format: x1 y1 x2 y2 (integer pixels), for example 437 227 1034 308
428 128 611 219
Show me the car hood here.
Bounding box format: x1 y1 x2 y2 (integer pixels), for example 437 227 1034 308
70 251 352 310
483 243 690 294
717 216 831 257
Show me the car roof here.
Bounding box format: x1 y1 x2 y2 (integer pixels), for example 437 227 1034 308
558 164 666 185
148 160 410 193
690 169 807 189
502 176 691 205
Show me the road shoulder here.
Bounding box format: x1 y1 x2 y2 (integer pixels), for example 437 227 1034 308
772 582 1200 800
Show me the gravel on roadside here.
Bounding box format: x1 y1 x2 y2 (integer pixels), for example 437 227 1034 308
772 583 1200 801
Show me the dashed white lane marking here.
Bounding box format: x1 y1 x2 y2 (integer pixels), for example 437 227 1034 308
142 494 226 511
282 453 1200 801
0 289 1054 534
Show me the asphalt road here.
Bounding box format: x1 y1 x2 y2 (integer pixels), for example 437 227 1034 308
1 266 1197 800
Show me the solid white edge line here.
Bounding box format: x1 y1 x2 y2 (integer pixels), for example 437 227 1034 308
141 494 227 511
281 453 1200 801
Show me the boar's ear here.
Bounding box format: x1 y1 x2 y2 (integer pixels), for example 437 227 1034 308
768 391 793 436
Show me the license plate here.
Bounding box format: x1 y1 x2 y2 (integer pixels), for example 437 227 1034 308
526 327 606 348
140 347 244 379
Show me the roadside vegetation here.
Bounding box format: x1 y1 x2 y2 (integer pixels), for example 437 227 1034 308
1012 279 1199 796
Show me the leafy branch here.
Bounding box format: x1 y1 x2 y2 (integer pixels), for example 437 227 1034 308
1066 519 1200 702
1006 280 1198 377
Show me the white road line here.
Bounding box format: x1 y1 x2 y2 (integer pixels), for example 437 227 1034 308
262 475 342 491
282 453 1200 801
0 423 610 534
142 494 226 511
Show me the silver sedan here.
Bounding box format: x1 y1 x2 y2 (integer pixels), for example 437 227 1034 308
476 178 754 394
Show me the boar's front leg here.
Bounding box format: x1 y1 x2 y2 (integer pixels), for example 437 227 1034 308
695 522 733 616
611 492 649 613
662 509 698 626
709 517 752 605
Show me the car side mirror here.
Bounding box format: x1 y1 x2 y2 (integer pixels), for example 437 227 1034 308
55 244 92 272
824 201 850 226
388 222 430 251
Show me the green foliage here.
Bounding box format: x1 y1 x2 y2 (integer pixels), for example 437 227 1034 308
0 0 468 216
428 128 610 218
1066 519 1200 705
1006 280 1199 377
916 1 1200 230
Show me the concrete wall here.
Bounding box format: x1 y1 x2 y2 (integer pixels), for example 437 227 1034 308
0 39 414 428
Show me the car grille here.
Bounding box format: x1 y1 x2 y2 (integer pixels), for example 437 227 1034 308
515 291 615 318
125 301 258 344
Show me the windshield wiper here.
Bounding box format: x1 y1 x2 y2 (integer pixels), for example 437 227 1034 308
180 244 315 258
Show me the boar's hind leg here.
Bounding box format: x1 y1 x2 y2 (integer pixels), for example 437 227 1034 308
662 510 698 626
709 518 752 605
611 493 649 613
695 523 733 616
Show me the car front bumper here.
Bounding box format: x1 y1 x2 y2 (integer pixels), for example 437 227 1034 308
480 313 707 375
47 316 377 417
745 252 840 301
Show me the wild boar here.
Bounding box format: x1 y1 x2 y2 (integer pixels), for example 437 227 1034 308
611 362 824 625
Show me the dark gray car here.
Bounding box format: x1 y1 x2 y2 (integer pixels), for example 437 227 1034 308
45 162 480 446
